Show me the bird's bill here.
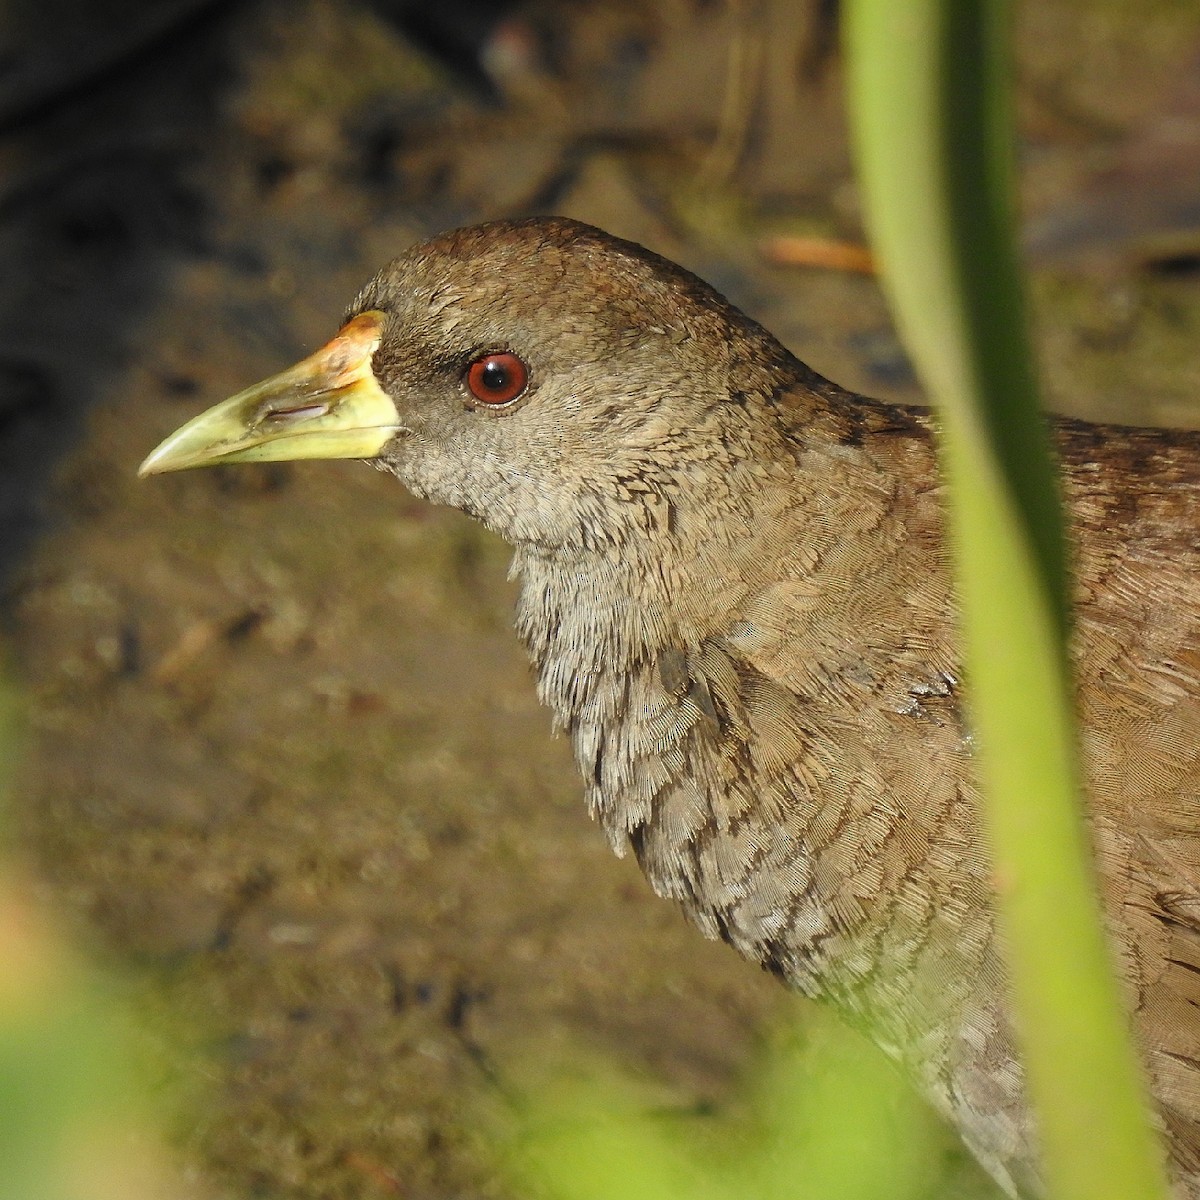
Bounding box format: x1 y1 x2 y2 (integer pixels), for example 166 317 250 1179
138 310 400 477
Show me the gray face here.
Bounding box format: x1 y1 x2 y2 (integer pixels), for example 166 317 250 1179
346 218 769 552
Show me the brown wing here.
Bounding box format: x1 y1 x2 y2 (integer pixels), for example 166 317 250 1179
1063 418 1200 1188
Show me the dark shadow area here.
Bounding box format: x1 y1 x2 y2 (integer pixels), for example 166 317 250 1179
0 0 246 575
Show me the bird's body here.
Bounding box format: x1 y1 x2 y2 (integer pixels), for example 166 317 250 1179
141 217 1200 1197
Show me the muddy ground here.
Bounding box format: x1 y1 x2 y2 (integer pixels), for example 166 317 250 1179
4 2 1200 1197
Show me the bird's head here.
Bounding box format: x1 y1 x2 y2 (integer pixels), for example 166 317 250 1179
140 217 799 552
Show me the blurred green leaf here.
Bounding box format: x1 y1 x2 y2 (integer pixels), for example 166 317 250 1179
0 672 180 1200
499 1008 941 1200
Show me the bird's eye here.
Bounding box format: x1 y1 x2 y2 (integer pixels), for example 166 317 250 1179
464 352 529 407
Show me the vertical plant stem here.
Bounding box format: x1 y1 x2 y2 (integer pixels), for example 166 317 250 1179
844 4 1171 1199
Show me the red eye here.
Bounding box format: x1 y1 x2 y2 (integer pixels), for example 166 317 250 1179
465 352 528 406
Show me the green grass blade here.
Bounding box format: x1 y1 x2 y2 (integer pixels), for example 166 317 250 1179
844 4 1172 1199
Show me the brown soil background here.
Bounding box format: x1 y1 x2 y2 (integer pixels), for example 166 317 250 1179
4 2 1200 1197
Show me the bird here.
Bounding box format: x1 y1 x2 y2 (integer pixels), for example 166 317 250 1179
139 215 1200 1198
